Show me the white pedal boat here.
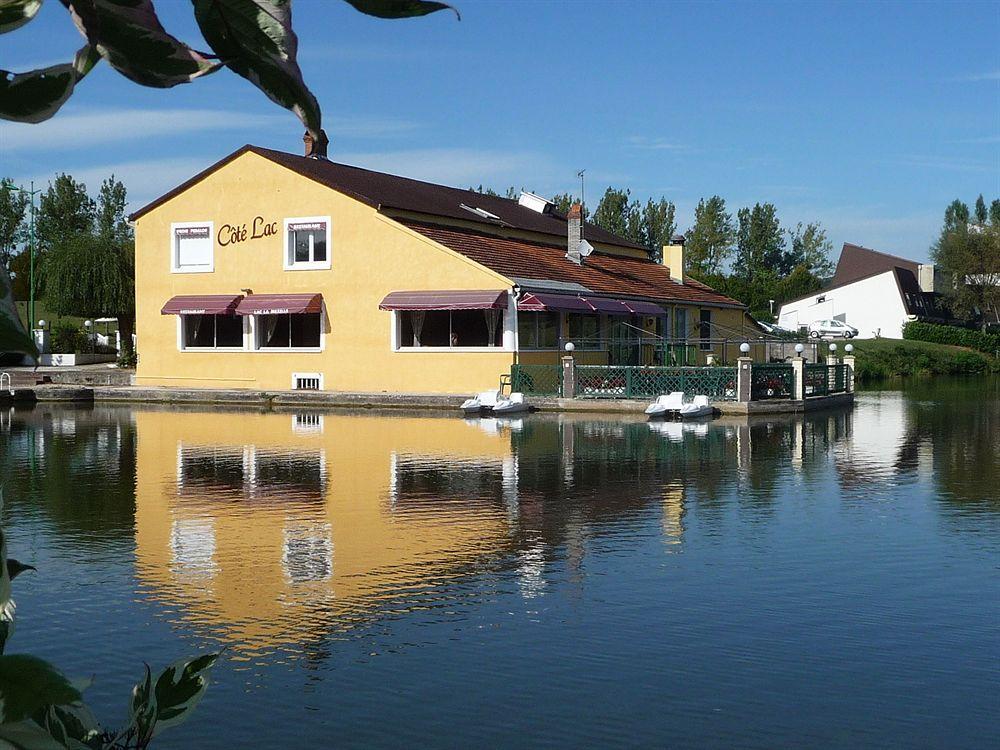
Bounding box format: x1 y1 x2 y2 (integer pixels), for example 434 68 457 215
492 392 530 415
460 390 530 415
678 395 713 419
461 390 500 415
644 391 684 418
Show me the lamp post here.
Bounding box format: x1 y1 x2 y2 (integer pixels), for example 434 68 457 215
10 182 40 333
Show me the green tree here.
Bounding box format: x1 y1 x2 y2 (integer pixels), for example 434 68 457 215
44 177 136 359
932 199 1000 329
785 221 834 278
974 194 988 225
943 199 970 232
991 199 1000 228
733 202 784 283
593 187 644 245
642 197 676 262
37 174 94 252
0 179 27 267
550 192 586 217
685 196 735 275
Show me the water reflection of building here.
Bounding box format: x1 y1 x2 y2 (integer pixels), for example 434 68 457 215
133 410 516 652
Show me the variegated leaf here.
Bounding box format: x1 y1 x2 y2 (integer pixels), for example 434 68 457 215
150 653 219 736
192 0 321 135
344 0 459 20
128 663 157 746
0 655 83 724
61 0 221 87
38 702 101 749
0 45 98 125
0 0 43 34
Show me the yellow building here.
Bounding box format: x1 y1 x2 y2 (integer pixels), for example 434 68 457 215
131 138 750 394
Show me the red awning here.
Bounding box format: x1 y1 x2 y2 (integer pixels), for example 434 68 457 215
236 294 323 315
517 292 593 312
378 290 508 310
581 296 630 315
161 295 243 315
620 299 667 315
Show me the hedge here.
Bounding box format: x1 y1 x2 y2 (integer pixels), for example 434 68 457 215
902 321 1000 356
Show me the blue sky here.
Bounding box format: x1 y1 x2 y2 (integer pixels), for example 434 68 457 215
3 0 999 262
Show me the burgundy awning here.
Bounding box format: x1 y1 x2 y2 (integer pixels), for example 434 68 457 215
161 295 243 315
517 292 593 312
378 290 508 310
236 293 323 315
581 296 630 315
620 299 667 315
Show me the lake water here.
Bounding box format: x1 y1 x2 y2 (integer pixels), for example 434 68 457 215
1 379 997 748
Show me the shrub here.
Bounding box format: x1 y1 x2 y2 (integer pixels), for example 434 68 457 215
852 340 996 380
49 322 88 354
903 321 1000 356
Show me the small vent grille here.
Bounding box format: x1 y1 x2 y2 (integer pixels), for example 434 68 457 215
292 372 323 391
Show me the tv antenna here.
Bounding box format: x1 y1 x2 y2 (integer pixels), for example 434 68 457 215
577 168 586 238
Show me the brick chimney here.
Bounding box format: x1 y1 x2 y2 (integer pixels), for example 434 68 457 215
303 129 329 159
663 234 685 284
566 203 583 265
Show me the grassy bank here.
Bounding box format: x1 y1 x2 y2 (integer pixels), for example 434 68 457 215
850 338 1000 380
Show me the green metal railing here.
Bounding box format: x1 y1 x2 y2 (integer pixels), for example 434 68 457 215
750 364 795 400
510 364 562 396
804 363 849 397
575 365 737 400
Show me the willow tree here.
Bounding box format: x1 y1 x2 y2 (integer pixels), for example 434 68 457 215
44 177 136 360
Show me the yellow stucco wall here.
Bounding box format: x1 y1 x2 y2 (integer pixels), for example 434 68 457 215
133 409 515 650
134 152 515 394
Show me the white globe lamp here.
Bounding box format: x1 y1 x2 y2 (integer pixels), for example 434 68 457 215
829 343 837 352
845 344 854 353
564 342 575 353
794 343 804 354
739 342 750 354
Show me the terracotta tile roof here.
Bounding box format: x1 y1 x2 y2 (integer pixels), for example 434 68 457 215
403 220 745 309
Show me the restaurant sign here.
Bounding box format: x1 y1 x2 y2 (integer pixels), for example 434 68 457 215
218 216 279 247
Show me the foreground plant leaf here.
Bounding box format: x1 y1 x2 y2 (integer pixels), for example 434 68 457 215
6 559 36 580
37 702 102 749
127 663 157 745
193 0 321 135
61 0 222 87
0 488 14 654
150 653 220 737
0 45 99 125
344 0 459 20
0 0 43 34
0 654 83 724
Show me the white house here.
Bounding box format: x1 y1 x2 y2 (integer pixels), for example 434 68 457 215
777 243 952 339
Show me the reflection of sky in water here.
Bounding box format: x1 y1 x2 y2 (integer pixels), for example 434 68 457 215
1 383 998 749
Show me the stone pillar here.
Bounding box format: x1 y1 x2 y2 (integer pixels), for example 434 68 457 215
842 355 856 393
737 356 752 403
826 354 838 366
561 355 575 399
791 356 805 401
826 354 838 393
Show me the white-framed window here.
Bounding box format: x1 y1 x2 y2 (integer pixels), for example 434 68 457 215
284 216 331 270
179 313 246 350
255 312 323 350
171 221 214 273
